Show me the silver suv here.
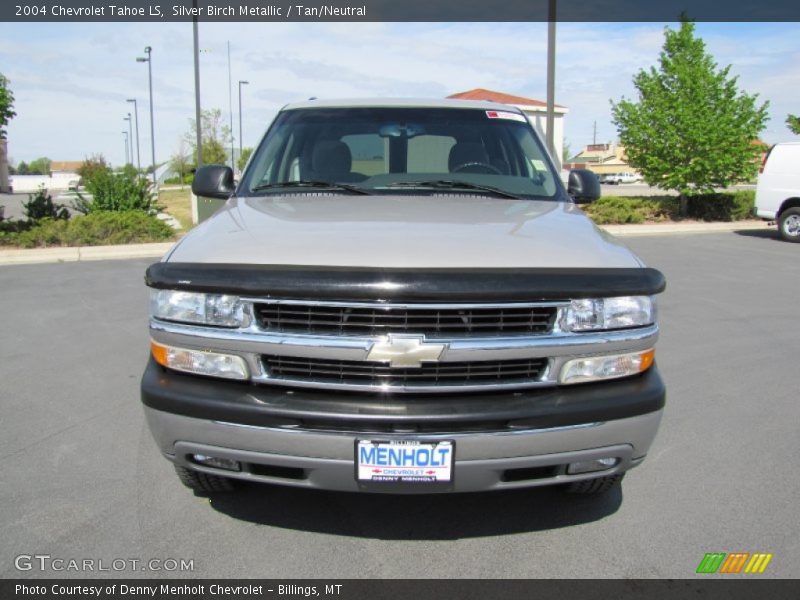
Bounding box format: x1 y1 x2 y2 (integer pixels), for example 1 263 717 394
142 98 665 496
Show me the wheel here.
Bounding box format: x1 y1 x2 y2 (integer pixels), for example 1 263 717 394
565 473 625 495
451 161 503 175
778 207 800 242
174 464 236 493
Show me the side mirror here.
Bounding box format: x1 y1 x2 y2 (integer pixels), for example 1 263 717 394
192 165 235 199
567 169 601 204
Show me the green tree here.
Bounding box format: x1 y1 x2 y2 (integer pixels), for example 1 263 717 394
611 21 769 214
170 140 192 187
185 108 232 167
0 72 15 139
28 157 51 176
16 161 29 175
787 114 800 135
562 142 572 164
237 147 253 172
77 154 111 183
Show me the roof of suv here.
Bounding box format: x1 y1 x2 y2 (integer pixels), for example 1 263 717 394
282 97 527 113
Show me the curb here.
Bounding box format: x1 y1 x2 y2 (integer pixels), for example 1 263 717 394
601 220 771 237
0 221 774 266
0 242 174 266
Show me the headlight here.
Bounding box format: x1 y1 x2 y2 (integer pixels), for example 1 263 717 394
150 290 244 327
559 296 655 332
560 349 654 385
151 341 250 380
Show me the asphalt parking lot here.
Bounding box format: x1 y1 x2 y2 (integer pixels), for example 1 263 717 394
1 192 82 221
0 229 798 579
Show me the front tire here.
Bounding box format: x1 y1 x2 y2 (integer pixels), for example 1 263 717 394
174 465 236 493
779 207 800 242
565 473 624 495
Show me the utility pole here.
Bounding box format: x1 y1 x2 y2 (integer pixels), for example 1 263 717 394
546 0 558 170
593 120 597 145
227 41 235 170
193 3 203 168
127 99 141 171
238 80 249 163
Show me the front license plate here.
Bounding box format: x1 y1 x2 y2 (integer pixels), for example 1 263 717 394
356 440 455 491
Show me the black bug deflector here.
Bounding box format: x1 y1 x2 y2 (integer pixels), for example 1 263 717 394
145 263 666 302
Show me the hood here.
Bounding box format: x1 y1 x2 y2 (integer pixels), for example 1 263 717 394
166 194 643 269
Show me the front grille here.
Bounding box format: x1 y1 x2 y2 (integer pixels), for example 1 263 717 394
253 302 558 337
262 355 549 389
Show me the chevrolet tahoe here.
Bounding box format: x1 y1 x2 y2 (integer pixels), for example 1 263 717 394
141 98 666 496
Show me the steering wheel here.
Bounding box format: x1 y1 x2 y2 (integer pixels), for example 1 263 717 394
451 161 503 175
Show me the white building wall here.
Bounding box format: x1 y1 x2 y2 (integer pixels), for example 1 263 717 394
521 109 566 171
9 173 78 193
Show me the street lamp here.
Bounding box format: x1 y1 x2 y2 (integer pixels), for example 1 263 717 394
122 131 129 166
126 99 141 171
238 80 249 161
124 114 133 166
136 46 157 186
546 0 558 169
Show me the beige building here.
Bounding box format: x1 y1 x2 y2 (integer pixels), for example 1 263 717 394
566 143 640 177
447 88 568 168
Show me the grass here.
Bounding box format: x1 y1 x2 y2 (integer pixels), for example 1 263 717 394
158 187 194 230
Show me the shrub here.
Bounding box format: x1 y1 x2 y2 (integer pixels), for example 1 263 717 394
163 173 194 185
0 219 32 233
583 191 755 224
583 196 679 225
74 168 161 214
7 211 174 248
23 187 69 222
685 190 755 221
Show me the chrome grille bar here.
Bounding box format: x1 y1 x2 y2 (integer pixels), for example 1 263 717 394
253 300 559 337
262 355 550 389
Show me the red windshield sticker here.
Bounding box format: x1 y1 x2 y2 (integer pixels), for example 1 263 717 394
486 110 526 122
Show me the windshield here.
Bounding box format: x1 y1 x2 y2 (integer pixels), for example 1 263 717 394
240 107 562 200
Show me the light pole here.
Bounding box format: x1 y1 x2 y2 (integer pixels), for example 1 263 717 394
238 80 248 163
126 99 141 171
122 131 129 166
136 46 157 186
124 114 133 165
546 0 558 169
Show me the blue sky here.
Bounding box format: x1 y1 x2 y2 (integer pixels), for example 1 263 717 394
1 21 798 166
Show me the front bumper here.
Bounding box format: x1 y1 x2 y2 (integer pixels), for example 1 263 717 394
141 359 665 493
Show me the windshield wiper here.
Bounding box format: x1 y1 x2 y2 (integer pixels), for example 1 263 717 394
250 180 371 195
384 180 521 199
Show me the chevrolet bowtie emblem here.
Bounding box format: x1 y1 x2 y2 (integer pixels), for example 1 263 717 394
366 335 447 368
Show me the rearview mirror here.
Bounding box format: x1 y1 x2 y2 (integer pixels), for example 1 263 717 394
567 169 601 204
192 165 235 199
378 123 426 138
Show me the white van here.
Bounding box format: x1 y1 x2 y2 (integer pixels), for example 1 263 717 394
755 142 800 242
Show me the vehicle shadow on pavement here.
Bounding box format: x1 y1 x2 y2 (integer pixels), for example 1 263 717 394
206 483 622 539
733 229 780 241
